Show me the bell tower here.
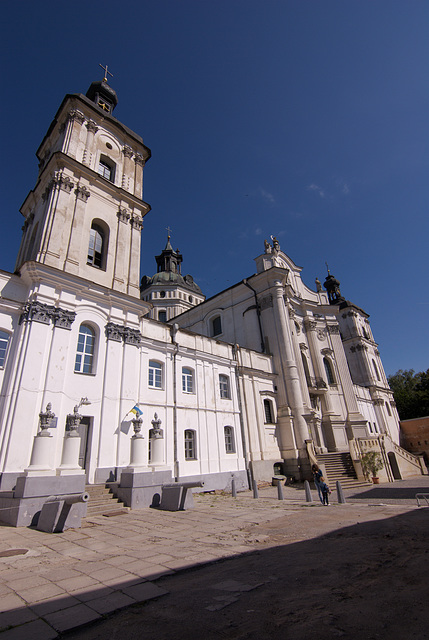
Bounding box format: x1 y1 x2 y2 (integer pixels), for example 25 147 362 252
15 72 151 298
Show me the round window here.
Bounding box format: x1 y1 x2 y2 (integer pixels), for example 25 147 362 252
160 291 166 298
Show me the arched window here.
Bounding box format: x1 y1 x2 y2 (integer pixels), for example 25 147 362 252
74 324 96 374
148 361 163 389
263 399 274 424
182 367 194 393
87 222 108 270
219 374 230 399
0 331 11 368
98 156 115 182
301 353 311 386
184 430 196 460
224 426 235 453
372 359 381 381
323 357 335 385
211 315 222 337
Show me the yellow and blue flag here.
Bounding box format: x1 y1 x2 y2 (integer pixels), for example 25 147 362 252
130 405 143 417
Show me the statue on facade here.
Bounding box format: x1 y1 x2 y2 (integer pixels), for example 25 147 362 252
270 236 280 253
264 239 272 254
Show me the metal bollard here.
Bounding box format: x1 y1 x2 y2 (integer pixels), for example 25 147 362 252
304 480 313 502
336 480 346 504
231 477 237 498
252 479 259 499
277 481 284 501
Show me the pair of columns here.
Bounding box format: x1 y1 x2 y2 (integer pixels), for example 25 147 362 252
26 404 165 476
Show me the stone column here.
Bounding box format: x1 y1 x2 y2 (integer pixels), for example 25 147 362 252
58 406 84 475
25 404 56 475
39 172 75 268
149 413 165 467
112 207 130 293
63 184 90 273
82 120 99 168
271 280 309 450
128 215 143 297
122 146 134 193
134 153 145 198
128 416 147 468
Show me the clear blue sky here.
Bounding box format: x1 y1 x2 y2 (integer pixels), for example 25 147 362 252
1 0 428 375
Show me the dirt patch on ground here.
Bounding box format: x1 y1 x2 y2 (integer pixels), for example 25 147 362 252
64 505 429 640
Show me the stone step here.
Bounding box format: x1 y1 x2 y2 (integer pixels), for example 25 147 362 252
84 484 128 517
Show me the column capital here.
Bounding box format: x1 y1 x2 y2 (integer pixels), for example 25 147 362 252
75 184 90 202
85 119 99 134
68 109 86 125
123 145 134 158
134 153 145 166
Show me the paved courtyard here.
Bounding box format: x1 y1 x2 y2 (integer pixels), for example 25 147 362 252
0 476 428 639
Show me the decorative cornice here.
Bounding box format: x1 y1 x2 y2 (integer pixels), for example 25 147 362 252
75 184 90 202
327 324 340 335
85 120 99 134
130 215 143 230
117 207 131 223
42 173 74 200
68 109 86 125
342 310 358 318
122 145 134 158
105 322 142 346
19 302 76 329
350 344 368 352
134 153 145 166
373 398 384 406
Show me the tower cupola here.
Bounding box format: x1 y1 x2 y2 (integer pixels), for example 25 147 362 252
324 270 345 305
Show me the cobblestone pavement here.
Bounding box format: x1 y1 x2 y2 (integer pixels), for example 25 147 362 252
0 475 428 638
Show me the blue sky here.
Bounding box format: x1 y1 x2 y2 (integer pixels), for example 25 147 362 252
1 0 428 375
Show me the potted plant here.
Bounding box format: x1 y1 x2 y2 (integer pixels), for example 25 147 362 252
361 451 384 484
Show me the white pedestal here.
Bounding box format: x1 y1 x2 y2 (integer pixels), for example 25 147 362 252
128 435 148 469
25 433 54 475
150 436 164 466
57 433 84 476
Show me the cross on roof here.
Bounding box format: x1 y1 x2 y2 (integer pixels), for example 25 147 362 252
99 63 113 82
166 225 173 238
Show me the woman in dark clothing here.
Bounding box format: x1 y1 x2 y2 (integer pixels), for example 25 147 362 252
311 463 324 504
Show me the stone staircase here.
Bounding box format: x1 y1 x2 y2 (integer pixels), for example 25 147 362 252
84 484 128 517
317 452 369 490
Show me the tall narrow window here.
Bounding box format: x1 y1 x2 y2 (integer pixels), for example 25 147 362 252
74 324 95 374
211 315 222 337
224 426 235 453
0 331 11 368
148 361 163 389
372 359 381 381
219 374 230 399
87 223 105 269
386 401 392 416
158 310 167 322
301 353 311 386
98 157 115 182
182 367 194 393
184 430 196 460
323 357 335 385
264 399 274 424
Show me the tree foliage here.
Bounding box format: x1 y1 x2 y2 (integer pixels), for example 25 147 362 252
388 369 429 420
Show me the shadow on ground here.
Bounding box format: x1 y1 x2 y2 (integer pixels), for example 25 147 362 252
61 508 429 640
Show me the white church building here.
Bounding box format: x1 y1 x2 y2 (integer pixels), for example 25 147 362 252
0 77 424 525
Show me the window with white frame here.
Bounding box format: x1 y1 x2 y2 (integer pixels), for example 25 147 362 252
224 426 235 453
98 156 115 182
219 374 230 399
182 367 194 393
74 324 96 374
87 222 108 269
184 429 196 460
263 399 274 424
0 331 11 368
211 315 222 337
148 360 163 389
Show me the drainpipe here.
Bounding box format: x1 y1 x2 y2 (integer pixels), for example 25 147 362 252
242 279 265 353
170 323 179 481
232 344 252 489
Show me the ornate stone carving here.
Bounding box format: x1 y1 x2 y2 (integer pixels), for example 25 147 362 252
299 343 308 351
374 349 380 356
105 322 124 342
305 320 317 331
373 398 384 406
123 145 134 158
20 302 76 329
259 294 273 310
342 310 358 318
288 307 296 319
350 343 368 353
44 172 74 196
150 413 163 439
68 109 85 125
105 323 142 346
134 153 145 166
130 215 143 230
321 347 334 356
85 120 99 134
52 308 76 330
22 212 35 232
117 207 130 223
39 403 55 434
294 321 301 335
75 184 90 202
66 406 83 433
123 327 142 345
327 324 340 335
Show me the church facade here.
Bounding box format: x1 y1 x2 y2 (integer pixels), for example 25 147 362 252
0 79 424 525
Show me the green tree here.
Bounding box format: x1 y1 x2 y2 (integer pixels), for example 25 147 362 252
388 369 429 420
